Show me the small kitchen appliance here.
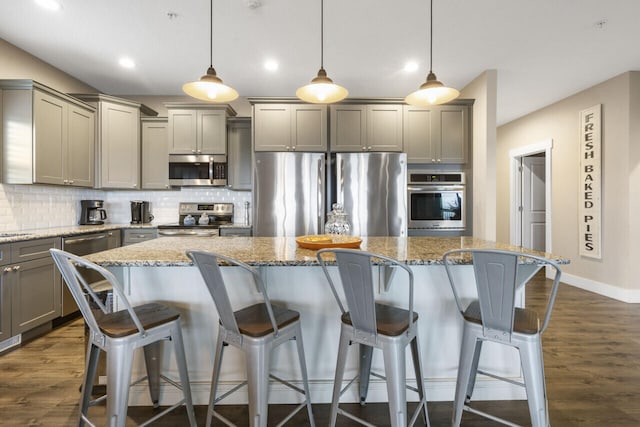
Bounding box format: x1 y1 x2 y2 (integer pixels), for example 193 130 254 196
79 200 107 225
130 200 154 224
157 202 233 236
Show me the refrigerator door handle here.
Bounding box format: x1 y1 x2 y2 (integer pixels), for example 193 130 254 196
338 157 344 204
317 157 324 234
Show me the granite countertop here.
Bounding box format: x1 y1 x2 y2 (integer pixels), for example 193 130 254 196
0 223 157 244
84 236 570 267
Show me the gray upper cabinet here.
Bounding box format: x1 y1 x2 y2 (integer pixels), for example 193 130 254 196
227 117 252 191
166 104 235 155
73 94 143 189
404 103 471 164
253 103 327 152
330 103 403 152
141 117 170 190
0 80 95 187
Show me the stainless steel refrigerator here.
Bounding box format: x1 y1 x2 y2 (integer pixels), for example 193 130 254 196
253 151 407 237
330 152 407 236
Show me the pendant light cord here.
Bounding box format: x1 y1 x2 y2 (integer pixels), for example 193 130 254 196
320 0 324 69
209 0 213 68
429 0 433 73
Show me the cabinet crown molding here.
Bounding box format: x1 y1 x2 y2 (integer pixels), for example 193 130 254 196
164 102 236 117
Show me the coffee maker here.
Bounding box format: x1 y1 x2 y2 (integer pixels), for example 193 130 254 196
79 200 107 225
130 200 153 224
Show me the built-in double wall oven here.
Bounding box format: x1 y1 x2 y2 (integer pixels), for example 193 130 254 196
407 170 466 235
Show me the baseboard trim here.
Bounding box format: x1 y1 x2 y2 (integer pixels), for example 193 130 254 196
561 272 640 303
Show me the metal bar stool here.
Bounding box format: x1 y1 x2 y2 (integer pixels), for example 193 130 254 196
49 248 196 427
187 250 315 427
316 248 430 427
443 249 562 427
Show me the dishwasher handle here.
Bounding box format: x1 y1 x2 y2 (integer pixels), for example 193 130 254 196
63 234 108 245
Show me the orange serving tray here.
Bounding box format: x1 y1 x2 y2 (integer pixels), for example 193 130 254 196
296 234 362 250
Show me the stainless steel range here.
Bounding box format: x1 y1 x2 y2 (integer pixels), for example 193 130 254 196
158 202 233 236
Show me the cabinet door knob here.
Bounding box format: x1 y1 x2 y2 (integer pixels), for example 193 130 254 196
12 265 20 271
3 267 11 273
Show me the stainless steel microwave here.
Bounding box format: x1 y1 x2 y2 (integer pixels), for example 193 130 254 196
168 154 227 186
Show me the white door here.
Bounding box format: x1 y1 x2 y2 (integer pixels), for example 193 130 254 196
521 156 546 251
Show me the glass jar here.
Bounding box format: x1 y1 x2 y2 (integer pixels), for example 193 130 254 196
325 203 351 235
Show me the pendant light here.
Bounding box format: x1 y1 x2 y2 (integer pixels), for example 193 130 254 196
183 0 238 102
296 0 348 104
405 0 459 106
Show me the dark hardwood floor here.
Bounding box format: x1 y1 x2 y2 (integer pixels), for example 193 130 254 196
1 273 639 426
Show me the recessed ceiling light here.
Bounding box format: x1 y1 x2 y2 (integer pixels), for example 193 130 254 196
264 60 279 72
35 0 61 11
404 61 419 73
118 57 136 69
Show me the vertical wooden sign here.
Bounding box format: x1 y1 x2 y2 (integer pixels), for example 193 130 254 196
579 105 601 258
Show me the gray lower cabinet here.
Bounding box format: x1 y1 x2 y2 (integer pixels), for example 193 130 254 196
122 228 158 246
0 244 11 342
219 226 252 237
0 238 61 341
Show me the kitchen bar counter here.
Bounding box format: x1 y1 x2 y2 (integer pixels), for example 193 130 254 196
84 236 568 407
86 235 569 266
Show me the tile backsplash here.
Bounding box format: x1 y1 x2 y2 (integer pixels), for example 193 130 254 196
0 184 252 232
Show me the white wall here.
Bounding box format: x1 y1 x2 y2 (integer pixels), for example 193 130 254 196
461 70 498 240
497 71 640 302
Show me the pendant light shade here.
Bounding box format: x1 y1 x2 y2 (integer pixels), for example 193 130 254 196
405 0 458 106
296 0 347 104
183 0 238 102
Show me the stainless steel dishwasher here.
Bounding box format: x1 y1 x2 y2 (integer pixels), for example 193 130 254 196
61 230 121 316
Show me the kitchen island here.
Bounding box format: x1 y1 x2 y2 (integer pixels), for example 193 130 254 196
86 236 568 406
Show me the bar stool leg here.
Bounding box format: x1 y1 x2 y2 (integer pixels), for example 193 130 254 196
452 326 478 427
143 341 161 408
79 342 101 426
294 327 316 426
206 331 226 427
383 342 407 427
410 335 430 427
466 339 483 400
520 340 549 427
106 343 135 427
172 325 197 427
358 344 374 404
330 329 351 427
246 341 271 427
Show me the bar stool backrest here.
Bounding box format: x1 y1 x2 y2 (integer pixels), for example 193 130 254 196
186 250 279 337
317 249 415 338
443 249 562 341
49 248 147 338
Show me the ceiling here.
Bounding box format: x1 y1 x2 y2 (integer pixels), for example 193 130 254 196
1 0 639 125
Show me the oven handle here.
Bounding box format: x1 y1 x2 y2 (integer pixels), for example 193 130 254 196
407 185 465 191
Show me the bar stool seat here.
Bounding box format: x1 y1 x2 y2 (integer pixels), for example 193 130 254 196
317 248 430 427
187 250 315 427
50 248 196 427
